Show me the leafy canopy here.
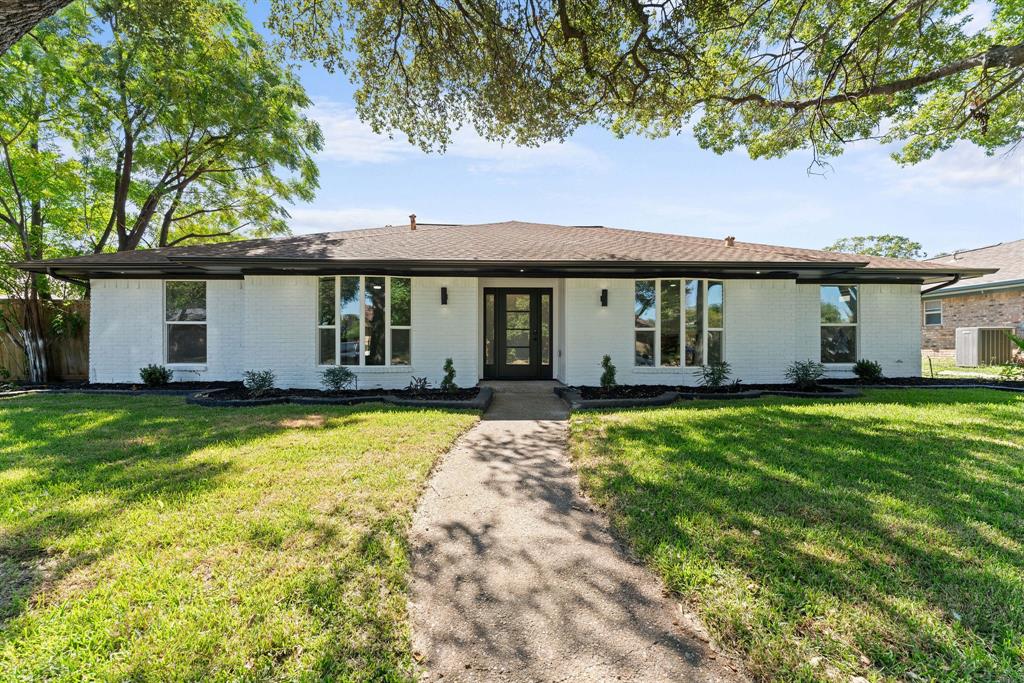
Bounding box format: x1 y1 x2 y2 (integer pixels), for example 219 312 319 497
825 235 926 259
267 0 1023 164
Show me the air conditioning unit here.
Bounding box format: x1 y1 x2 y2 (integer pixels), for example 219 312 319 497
955 327 1014 367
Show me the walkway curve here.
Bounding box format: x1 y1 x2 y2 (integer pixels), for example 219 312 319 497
409 381 745 682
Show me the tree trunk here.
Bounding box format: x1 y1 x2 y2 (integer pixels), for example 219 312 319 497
0 0 74 55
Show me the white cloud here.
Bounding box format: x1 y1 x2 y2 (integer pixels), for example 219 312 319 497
309 98 606 172
850 143 1024 194
286 207 410 233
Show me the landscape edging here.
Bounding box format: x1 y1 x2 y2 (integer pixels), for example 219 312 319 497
187 385 493 411
557 385 864 410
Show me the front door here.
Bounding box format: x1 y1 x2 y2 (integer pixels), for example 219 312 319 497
484 288 552 380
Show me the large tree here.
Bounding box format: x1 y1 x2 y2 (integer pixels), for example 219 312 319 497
0 0 322 381
262 0 1022 164
825 234 926 259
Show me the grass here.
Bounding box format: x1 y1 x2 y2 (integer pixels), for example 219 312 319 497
570 389 1024 681
0 394 477 681
921 353 1011 379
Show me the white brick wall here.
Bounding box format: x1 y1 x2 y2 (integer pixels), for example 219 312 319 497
560 279 922 385
89 279 244 383
88 276 919 387
241 275 479 389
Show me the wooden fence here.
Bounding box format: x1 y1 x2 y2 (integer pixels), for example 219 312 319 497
0 300 89 381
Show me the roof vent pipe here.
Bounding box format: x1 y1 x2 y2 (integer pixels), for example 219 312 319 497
409 214 417 230
724 235 736 247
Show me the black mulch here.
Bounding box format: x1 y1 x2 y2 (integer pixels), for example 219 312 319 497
827 376 1023 388
576 383 841 400
9 381 243 392
207 386 481 402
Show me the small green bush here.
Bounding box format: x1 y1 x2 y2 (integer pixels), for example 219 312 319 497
440 358 457 392
785 360 826 390
243 370 276 397
699 362 732 388
407 376 431 392
139 364 173 387
0 366 12 391
320 365 356 391
853 359 884 382
1001 356 1024 380
600 355 617 388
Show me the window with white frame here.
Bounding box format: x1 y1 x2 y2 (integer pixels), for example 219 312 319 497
820 285 857 363
165 280 207 364
923 300 942 326
634 279 724 367
317 276 412 366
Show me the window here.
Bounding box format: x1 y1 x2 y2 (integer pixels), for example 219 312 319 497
634 279 724 367
165 281 207 364
923 300 942 326
820 285 857 363
317 276 412 366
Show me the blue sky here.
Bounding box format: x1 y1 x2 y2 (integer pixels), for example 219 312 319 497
248 4 1023 257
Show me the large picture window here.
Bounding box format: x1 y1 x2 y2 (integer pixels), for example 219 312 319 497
634 279 724 367
317 276 412 367
165 281 207 364
820 285 858 363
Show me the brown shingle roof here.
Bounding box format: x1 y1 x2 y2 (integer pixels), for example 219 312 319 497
924 239 1024 292
17 220 995 281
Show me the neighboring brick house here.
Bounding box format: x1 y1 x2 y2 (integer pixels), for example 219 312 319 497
921 239 1024 352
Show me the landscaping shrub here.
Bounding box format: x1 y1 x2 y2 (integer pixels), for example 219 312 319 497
0 366 12 391
407 376 431 392
1000 333 1024 380
440 358 457 392
139 364 173 387
320 365 356 391
853 359 884 382
785 360 826 390
699 362 731 388
242 370 276 397
600 355 617 388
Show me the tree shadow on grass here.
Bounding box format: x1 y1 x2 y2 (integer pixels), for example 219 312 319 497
0 395 440 639
575 390 1024 679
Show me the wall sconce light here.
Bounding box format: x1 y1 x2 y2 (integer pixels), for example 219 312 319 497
441 287 448 305
600 289 608 307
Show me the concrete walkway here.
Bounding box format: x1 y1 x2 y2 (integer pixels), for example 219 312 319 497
408 381 744 682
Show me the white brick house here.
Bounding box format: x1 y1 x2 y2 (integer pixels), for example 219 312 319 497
19 220 992 388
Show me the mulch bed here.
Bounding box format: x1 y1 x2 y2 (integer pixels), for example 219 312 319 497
8 381 243 392
577 383 843 400
208 387 481 402
828 376 1024 389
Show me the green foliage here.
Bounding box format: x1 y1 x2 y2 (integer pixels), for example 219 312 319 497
570 389 1024 681
407 376 431 392
0 366 12 391
600 354 617 388
242 369 276 397
268 0 1024 163
852 359 884 382
320 365 356 391
785 360 826 390
825 235 926 259
139 364 173 386
1001 357 1024 380
440 357 457 393
699 362 732 388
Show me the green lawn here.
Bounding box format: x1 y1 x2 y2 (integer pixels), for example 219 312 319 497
570 389 1024 681
922 353 1010 379
0 394 476 682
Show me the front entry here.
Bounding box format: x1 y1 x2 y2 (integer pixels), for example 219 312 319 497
483 288 553 380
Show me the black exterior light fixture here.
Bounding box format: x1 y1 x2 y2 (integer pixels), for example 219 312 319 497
441 287 448 305
600 289 608 307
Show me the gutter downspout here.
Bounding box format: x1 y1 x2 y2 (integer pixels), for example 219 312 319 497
921 274 961 295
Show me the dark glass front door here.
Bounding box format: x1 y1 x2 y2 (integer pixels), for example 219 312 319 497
483 288 552 380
